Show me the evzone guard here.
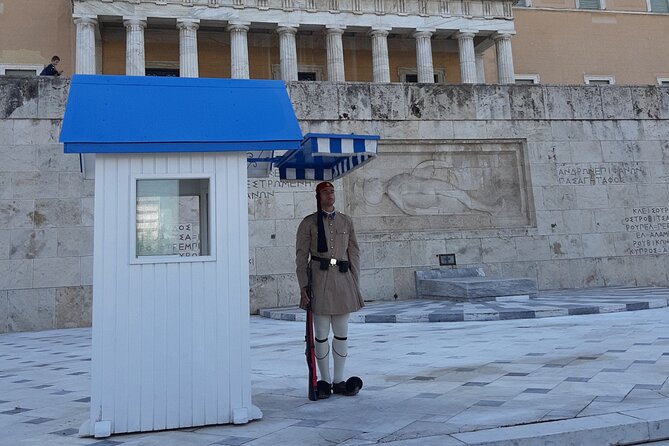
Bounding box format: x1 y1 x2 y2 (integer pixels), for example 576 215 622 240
297 181 364 399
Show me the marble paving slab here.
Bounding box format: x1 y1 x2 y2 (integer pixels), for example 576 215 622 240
260 286 669 323
1 292 669 445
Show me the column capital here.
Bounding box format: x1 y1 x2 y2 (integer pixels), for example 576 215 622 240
123 17 147 29
325 24 346 33
454 30 477 39
227 21 250 32
177 19 200 30
73 15 98 26
493 31 515 41
412 29 435 39
369 27 391 37
277 24 299 34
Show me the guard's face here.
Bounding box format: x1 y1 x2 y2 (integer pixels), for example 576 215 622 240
318 186 336 208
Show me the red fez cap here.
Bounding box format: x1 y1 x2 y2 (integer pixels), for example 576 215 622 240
315 182 334 194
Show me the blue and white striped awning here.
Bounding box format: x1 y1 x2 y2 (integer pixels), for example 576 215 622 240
276 133 379 181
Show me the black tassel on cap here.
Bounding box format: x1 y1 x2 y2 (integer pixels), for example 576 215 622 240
316 198 328 253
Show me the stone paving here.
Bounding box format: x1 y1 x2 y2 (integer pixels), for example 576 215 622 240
260 286 669 323
0 288 668 445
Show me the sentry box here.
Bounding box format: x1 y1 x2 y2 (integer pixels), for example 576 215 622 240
60 75 378 438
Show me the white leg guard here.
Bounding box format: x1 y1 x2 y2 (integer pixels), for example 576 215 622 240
331 314 349 384
313 314 331 383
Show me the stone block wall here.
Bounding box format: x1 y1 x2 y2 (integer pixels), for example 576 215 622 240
249 82 669 311
0 77 93 333
1 77 668 331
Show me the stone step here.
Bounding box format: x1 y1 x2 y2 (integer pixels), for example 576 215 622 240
419 277 538 301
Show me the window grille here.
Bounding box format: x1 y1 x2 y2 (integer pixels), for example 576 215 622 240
584 75 614 85
650 0 669 11
578 0 601 9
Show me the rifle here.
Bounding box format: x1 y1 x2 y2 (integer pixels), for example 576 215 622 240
305 272 319 401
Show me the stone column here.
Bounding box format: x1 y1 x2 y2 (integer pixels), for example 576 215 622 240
277 25 298 81
74 16 98 74
228 22 250 79
369 27 390 83
475 52 486 84
325 26 345 82
413 29 434 83
177 19 200 78
494 32 515 84
455 31 477 84
124 17 147 76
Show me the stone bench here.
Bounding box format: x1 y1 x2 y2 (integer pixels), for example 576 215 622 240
415 267 538 302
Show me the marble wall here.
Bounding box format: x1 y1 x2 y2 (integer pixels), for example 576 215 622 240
1 77 668 331
250 82 669 311
0 77 93 333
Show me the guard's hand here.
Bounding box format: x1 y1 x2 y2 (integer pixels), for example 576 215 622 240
299 287 310 310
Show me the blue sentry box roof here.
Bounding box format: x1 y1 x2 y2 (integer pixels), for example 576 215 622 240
60 75 303 154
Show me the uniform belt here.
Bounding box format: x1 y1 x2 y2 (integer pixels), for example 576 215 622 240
311 255 348 266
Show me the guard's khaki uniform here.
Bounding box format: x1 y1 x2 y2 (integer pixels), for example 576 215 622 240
296 212 364 315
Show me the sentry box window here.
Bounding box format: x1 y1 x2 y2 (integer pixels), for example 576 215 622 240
134 177 212 262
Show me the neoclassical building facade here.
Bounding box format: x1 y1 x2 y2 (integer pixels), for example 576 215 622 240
70 0 517 83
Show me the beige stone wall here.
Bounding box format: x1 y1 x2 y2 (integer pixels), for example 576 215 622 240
3 1 669 87
513 9 669 85
95 10 669 86
0 0 75 75
0 77 92 333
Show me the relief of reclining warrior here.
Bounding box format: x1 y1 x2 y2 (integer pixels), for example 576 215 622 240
360 173 505 216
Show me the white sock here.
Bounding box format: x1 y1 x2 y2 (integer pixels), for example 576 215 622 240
331 314 350 383
313 314 331 383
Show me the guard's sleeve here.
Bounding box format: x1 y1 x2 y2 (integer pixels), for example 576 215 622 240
295 218 311 289
347 219 361 282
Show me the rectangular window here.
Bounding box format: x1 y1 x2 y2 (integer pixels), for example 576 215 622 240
658 77 669 86
584 75 615 85
649 0 669 12
145 68 180 77
399 68 445 83
272 64 324 81
0 64 42 76
515 74 540 84
134 178 211 261
578 0 602 9
297 72 317 81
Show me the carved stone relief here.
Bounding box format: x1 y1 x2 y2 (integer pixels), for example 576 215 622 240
344 139 534 232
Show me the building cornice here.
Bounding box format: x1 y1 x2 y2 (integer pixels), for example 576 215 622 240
74 0 516 33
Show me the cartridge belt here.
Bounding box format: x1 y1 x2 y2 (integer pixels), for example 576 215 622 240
311 255 350 272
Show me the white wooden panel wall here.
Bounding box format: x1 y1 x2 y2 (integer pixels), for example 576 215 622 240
90 152 253 435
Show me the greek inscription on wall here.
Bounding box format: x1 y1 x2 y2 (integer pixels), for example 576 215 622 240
557 162 646 185
247 168 312 200
624 206 669 255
